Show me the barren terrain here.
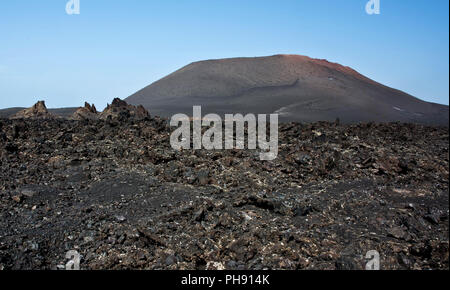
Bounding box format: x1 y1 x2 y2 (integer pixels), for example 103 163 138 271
0 116 448 270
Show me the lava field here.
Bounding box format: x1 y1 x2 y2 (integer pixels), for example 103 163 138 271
0 117 448 270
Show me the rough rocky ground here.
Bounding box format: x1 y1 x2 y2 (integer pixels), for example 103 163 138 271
0 117 448 270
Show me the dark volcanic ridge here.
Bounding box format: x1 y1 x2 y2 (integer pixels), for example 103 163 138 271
0 116 448 270
3 99 150 122
127 54 448 126
0 106 79 119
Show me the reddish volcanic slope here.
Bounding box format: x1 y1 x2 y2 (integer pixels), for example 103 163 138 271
126 55 448 125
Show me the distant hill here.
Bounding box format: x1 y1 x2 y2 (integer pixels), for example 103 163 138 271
0 107 77 119
126 54 449 126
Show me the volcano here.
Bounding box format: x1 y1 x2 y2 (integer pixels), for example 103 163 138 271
126 55 448 125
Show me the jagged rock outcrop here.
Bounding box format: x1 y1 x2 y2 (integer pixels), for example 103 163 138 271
71 102 99 120
99 98 149 121
6 99 150 121
10 101 54 120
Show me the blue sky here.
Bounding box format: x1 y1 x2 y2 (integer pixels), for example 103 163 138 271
0 0 448 109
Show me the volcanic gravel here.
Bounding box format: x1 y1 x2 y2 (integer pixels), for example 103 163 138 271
0 117 448 270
